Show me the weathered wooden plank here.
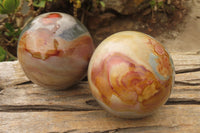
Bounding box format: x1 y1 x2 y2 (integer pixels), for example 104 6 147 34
171 51 200 73
0 105 199 133
0 81 199 112
0 82 101 111
1 51 200 87
0 52 200 111
0 61 29 88
175 71 200 85
0 51 200 132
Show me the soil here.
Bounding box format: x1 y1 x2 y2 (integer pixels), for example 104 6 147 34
87 0 200 52
1 0 199 58
157 0 200 52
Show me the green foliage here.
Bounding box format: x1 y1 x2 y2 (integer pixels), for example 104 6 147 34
158 1 164 8
69 0 106 17
0 46 16 62
149 0 156 8
33 0 53 8
4 23 21 41
0 46 7 62
99 1 105 8
0 0 20 14
7 54 16 61
149 0 165 11
96 0 105 9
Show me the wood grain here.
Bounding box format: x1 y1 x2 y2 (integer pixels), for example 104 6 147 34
0 105 199 133
171 51 200 73
0 51 200 132
0 82 199 112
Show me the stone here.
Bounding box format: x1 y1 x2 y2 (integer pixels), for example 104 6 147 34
103 0 146 15
18 12 95 89
87 13 116 30
88 31 175 118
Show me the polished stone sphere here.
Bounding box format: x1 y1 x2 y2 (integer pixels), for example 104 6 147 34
18 12 94 89
88 31 175 118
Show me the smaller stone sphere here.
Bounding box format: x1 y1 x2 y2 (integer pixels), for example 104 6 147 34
88 31 175 118
18 12 94 89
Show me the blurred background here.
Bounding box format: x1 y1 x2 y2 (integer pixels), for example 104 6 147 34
0 0 200 61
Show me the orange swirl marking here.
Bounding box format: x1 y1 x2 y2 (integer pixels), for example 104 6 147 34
46 13 62 18
41 13 62 25
91 53 169 108
19 28 94 61
19 28 59 60
147 38 173 78
147 38 165 56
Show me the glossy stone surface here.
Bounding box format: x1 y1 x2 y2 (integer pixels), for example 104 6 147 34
88 31 175 118
18 12 94 89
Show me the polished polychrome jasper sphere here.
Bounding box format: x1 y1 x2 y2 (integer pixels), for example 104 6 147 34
88 31 175 118
18 12 94 89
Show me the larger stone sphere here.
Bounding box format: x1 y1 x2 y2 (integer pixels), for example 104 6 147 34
88 31 175 118
18 12 94 89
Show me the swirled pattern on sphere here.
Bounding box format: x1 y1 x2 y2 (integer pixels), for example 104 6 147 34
18 12 95 89
88 31 175 118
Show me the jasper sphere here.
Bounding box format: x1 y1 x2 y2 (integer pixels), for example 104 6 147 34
18 12 94 89
88 31 175 118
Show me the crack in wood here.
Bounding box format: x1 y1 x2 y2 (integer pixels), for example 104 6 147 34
63 129 78 133
48 130 77 133
1 98 199 112
166 100 200 105
86 99 99 107
175 67 200 74
90 125 182 133
16 81 32 85
0 105 101 112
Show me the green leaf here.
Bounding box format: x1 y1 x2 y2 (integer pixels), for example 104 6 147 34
3 0 18 9
32 0 53 8
0 3 6 14
33 0 46 8
0 0 20 14
99 1 105 8
7 55 16 61
0 46 7 62
4 31 10 36
149 0 156 8
15 28 22 37
158 1 164 8
5 23 14 32
15 0 20 9
4 23 21 39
